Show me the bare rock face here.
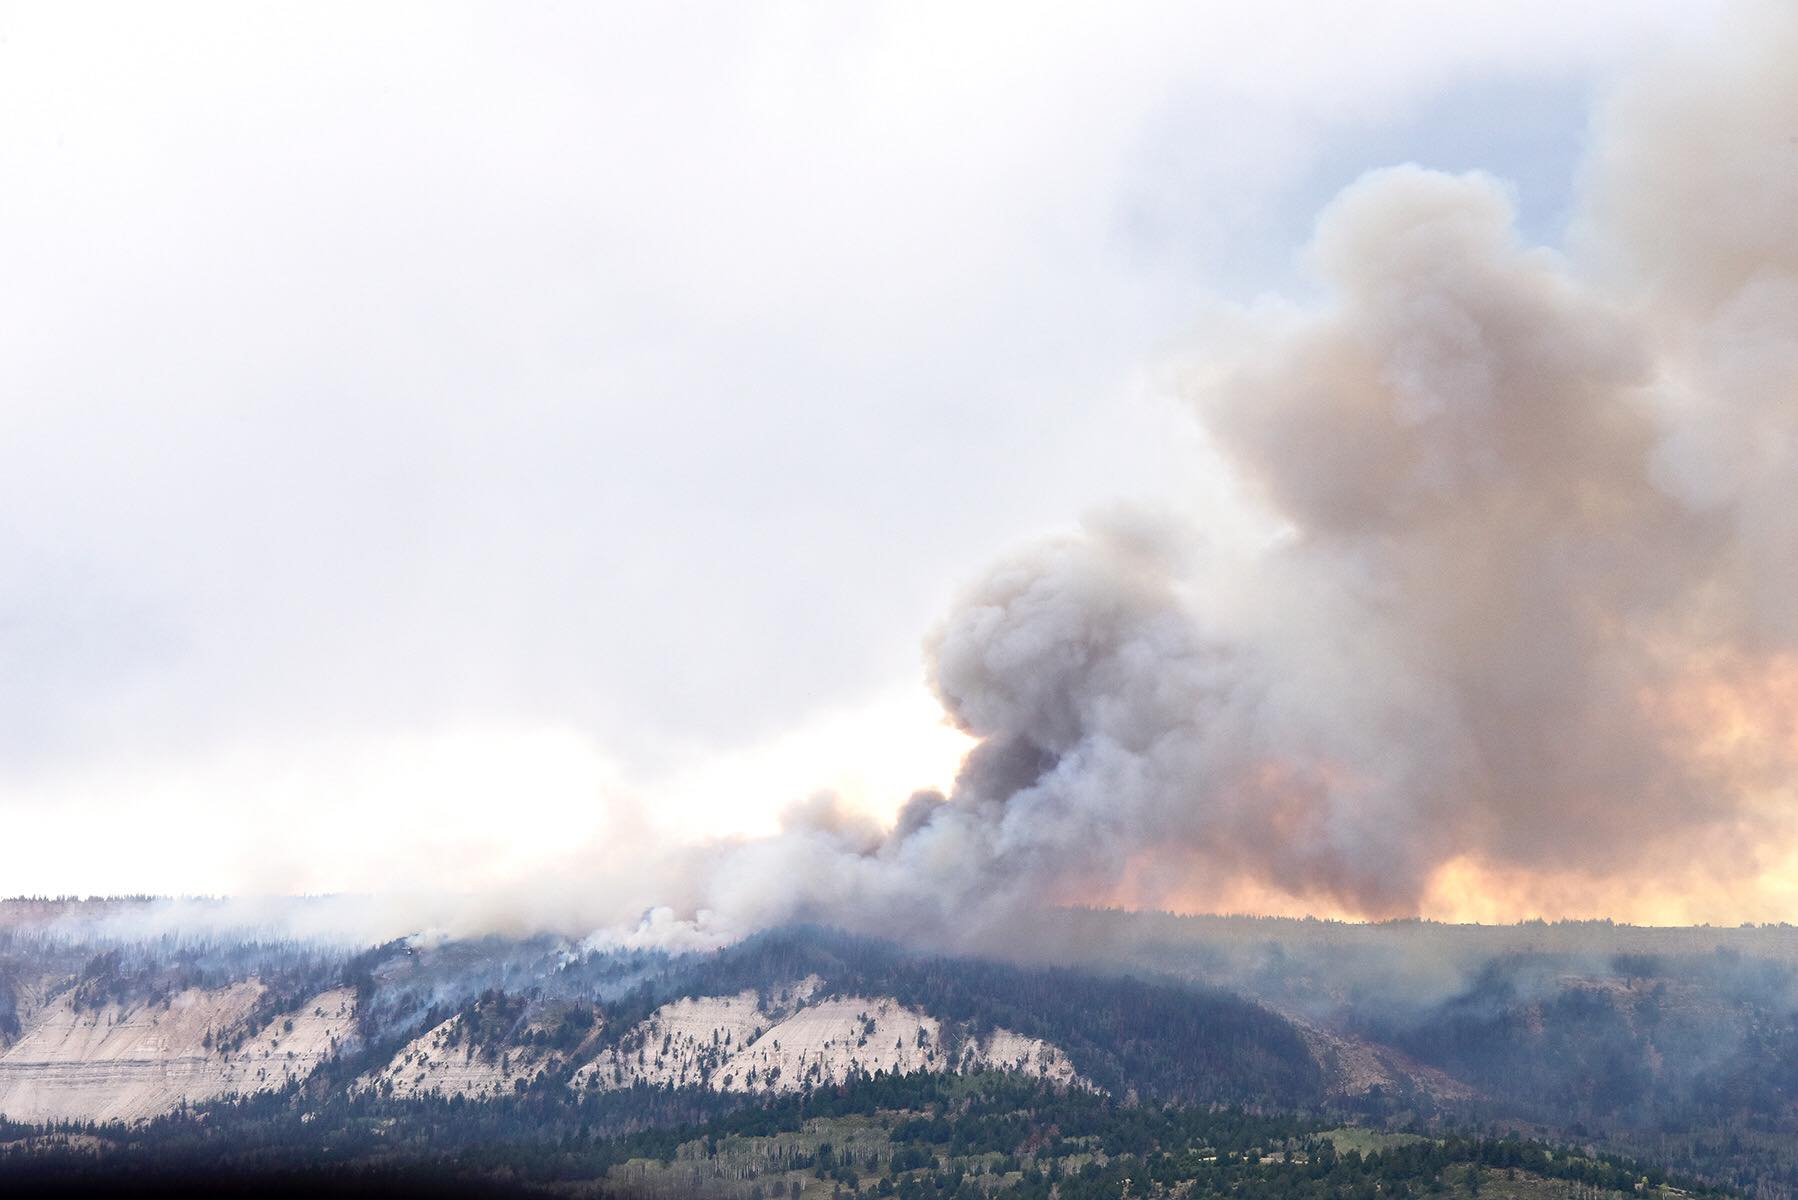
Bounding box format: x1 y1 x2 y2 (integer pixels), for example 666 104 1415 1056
0 984 356 1124
568 977 1083 1095
1285 1016 1475 1103
361 1013 578 1101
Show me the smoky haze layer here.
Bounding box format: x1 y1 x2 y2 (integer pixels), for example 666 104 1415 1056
606 2 1798 947
50 9 1787 951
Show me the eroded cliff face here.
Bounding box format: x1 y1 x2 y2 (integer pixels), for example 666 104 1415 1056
0 983 355 1124
362 1011 583 1102
566 977 1083 1095
1282 1016 1475 1103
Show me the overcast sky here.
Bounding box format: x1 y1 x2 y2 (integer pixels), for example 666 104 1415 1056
0 1 1723 898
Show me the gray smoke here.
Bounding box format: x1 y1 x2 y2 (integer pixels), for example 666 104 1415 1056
586 4 1798 947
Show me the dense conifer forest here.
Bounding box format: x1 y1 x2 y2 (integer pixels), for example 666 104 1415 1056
0 1073 1723 1200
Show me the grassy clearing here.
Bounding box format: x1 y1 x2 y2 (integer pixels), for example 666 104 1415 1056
1320 1126 1432 1155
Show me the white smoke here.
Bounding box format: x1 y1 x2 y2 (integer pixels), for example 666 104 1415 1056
89 5 1793 951
578 3 1798 945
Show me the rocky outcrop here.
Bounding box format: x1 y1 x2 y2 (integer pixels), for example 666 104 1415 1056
0 983 356 1124
569 978 1082 1095
1287 1016 1474 1102
361 1012 576 1101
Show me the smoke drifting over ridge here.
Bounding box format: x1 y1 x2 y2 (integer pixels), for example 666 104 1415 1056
594 5 1798 947
79 9 1786 950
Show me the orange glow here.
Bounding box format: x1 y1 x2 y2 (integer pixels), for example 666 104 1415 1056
1069 857 1365 922
1054 650 1798 926
1076 849 1798 927
1642 651 1798 780
1413 854 1798 927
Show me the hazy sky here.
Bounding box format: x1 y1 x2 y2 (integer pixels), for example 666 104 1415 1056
0 2 1723 898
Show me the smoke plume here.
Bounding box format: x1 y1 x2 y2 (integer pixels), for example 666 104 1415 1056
603 5 1798 946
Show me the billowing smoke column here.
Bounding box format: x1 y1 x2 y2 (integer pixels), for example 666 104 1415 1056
617 5 1798 946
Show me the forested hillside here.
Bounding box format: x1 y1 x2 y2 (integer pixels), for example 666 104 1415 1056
0 1072 1724 1200
588 927 1324 1107
7 909 1798 1193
